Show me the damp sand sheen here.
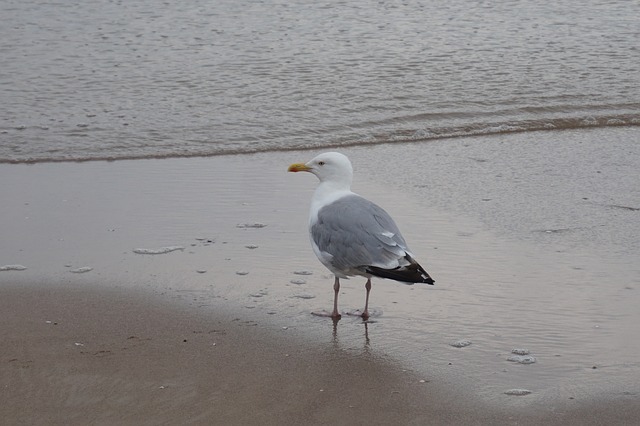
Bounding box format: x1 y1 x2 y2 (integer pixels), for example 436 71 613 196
1 127 639 424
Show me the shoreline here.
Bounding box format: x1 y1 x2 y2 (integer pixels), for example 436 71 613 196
2 123 638 165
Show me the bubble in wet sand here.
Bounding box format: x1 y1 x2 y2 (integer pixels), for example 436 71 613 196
70 266 93 273
245 244 259 249
511 348 530 355
504 389 531 396
507 355 537 364
133 246 185 255
250 290 268 298
236 271 249 276
236 223 267 228
195 237 215 244
292 293 315 300
293 270 313 275
290 279 306 285
0 265 27 271
450 340 472 348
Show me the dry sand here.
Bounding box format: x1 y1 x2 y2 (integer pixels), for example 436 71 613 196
1 127 639 424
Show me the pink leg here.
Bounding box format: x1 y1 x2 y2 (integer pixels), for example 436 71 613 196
332 277 342 319
362 278 371 320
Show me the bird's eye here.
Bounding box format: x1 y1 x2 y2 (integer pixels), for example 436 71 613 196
318 161 325 166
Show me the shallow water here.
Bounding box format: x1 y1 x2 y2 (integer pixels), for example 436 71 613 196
1 128 639 407
354 129 640 402
1 0 639 162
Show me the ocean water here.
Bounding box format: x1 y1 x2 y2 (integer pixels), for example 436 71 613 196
1 0 639 163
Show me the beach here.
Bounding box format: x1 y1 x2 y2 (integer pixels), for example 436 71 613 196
1 127 639 424
2 283 482 426
2 0 639 423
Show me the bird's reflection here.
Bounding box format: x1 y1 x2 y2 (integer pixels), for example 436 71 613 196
330 315 371 350
331 316 340 338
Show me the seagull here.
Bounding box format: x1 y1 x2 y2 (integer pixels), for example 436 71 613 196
288 152 434 320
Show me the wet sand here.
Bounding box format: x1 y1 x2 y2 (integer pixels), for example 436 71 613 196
2 281 638 426
1 282 491 426
1 127 640 424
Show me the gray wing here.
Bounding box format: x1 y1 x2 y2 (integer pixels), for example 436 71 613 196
311 194 410 272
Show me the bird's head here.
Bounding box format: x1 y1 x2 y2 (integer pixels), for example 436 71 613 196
288 152 353 187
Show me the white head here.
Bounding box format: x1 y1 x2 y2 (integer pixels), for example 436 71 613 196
288 152 353 189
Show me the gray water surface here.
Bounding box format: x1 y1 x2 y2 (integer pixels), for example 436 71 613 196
2 0 639 162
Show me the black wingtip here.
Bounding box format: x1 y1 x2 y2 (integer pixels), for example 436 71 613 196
365 261 435 285
409 256 435 285
418 269 435 285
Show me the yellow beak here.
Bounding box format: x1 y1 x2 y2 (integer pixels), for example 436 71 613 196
288 162 311 172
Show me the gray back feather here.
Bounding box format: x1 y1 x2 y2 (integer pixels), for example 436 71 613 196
311 194 409 271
